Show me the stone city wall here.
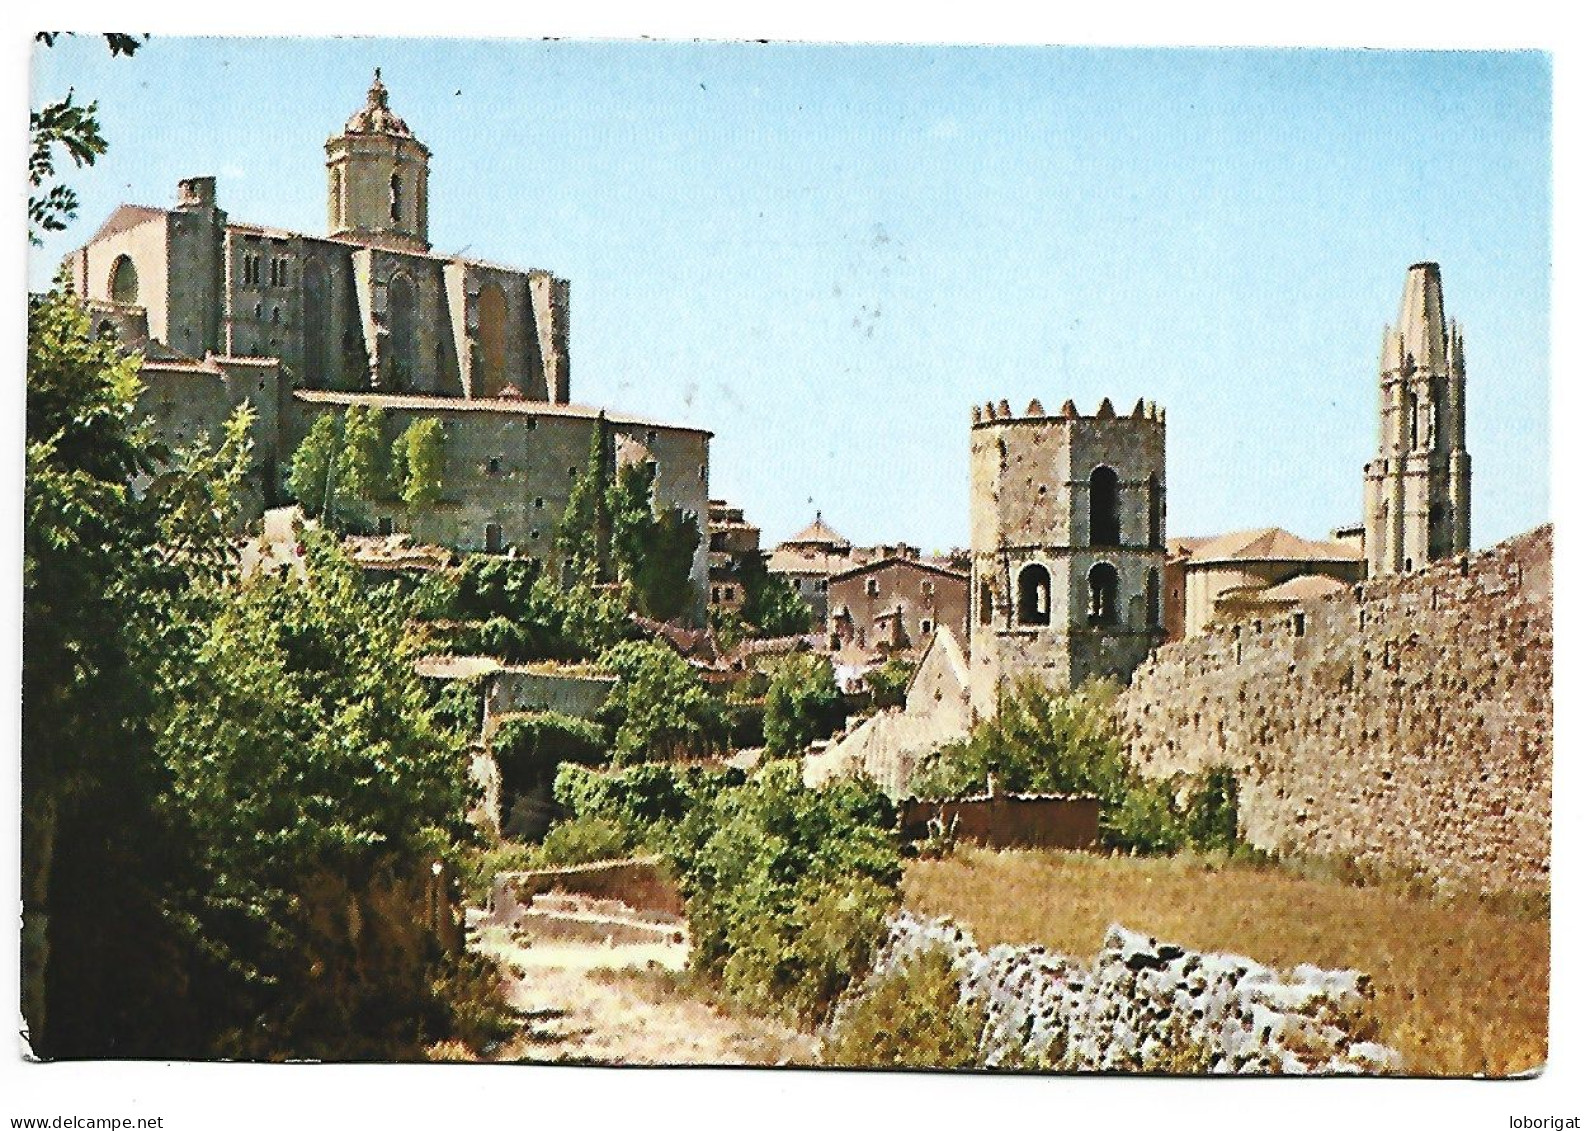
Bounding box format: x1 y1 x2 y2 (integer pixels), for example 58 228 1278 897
834 912 1399 1074
1118 526 1551 891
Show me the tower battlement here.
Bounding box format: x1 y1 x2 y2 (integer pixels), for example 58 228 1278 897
968 391 1168 715
971 396 1166 428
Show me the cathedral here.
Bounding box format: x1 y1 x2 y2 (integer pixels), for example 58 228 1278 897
63 71 711 613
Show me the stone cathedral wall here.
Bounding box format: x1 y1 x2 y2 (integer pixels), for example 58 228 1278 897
1117 526 1551 891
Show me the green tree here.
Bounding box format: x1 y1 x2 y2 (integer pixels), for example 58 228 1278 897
763 653 844 756
399 417 445 509
155 533 473 1057
556 418 611 577
338 404 388 502
597 640 725 763
739 554 814 636
286 413 341 519
28 34 144 243
23 287 202 1057
862 656 916 714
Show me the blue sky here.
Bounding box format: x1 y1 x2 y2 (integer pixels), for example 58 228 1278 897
29 38 1551 551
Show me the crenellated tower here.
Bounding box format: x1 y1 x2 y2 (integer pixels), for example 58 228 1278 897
1363 262 1471 577
968 396 1167 716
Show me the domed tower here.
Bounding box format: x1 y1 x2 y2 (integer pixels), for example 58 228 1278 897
326 69 431 253
1363 262 1471 578
968 396 1167 716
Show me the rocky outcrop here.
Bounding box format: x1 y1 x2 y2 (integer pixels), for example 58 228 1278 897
836 912 1400 1075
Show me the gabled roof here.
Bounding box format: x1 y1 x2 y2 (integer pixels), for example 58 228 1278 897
783 515 849 549
90 204 166 244
829 555 969 584
1185 527 1361 566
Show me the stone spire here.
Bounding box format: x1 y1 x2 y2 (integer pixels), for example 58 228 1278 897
1395 262 1449 373
1363 262 1471 578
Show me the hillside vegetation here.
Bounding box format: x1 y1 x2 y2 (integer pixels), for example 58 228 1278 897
904 847 1547 1077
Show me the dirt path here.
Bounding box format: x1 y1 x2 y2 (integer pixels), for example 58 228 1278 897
472 921 816 1066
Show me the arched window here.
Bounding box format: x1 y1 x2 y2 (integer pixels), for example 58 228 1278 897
387 274 417 391
1147 473 1162 548
979 581 994 626
1430 387 1441 451
390 172 403 224
477 281 509 396
110 255 139 304
1016 563 1051 626
1146 568 1161 629
1088 562 1119 626
1089 466 1120 546
301 258 331 388
1409 391 1420 449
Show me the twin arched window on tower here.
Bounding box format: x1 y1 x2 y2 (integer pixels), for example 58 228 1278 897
1008 560 1155 630
390 172 403 224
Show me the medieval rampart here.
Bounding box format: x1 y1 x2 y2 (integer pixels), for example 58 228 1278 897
1118 526 1551 891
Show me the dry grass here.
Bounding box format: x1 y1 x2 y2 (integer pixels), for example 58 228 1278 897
904 847 1548 1077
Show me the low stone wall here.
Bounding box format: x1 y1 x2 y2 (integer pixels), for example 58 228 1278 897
1118 526 1551 892
490 855 684 922
835 912 1399 1075
484 666 617 736
899 794 1100 849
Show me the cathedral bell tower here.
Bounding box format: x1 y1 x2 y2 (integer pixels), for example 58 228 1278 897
1363 262 1471 578
326 69 431 253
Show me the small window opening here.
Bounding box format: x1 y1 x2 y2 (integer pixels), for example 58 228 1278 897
1017 563 1051 626
1087 562 1119 626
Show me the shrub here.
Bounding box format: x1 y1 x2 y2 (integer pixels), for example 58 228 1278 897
597 640 727 763
535 814 637 866
909 676 1128 802
861 657 916 714
762 653 844 756
823 947 984 1068
425 950 520 1055
556 759 901 1027
1182 766 1241 850
459 840 541 905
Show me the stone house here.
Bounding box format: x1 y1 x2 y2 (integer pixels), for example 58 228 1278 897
826 556 970 657
765 513 853 626
707 499 761 614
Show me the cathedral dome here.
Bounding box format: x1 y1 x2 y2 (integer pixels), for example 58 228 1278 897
343 69 414 138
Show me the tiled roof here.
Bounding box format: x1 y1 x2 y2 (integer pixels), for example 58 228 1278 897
90 204 165 243
1185 527 1361 566
782 515 850 548
1252 574 1351 603
766 546 850 575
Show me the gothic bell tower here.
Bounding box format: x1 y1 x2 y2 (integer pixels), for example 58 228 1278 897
326 69 431 253
1363 262 1471 578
